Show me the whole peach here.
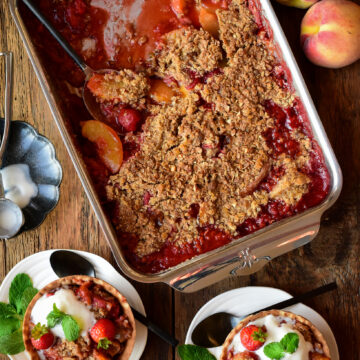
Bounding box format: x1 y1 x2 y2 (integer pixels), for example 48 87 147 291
276 0 318 10
301 0 360 68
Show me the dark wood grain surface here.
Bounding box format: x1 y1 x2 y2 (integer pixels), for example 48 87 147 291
0 0 359 359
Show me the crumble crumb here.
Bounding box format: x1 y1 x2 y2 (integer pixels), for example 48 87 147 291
87 69 149 106
157 27 223 86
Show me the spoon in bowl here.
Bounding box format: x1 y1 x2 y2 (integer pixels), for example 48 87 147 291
49 250 179 347
21 0 117 123
191 281 337 348
0 52 24 239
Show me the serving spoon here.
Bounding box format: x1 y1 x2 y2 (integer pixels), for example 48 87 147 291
22 0 115 123
49 250 179 347
0 51 24 239
191 281 337 348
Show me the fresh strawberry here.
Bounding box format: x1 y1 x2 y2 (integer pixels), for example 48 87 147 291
90 319 116 349
116 108 141 132
31 323 54 350
240 325 267 351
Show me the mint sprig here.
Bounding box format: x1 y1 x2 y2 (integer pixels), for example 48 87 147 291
0 329 25 355
280 332 299 353
264 332 300 359
0 273 38 355
178 344 217 360
264 342 285 360
47 304 80 341
47 304 65 328
9 274 33 314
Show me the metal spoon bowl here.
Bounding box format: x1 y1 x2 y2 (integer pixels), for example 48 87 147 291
82 68 115 123
191 312 242 348
0 52 24 239
50 250 96 278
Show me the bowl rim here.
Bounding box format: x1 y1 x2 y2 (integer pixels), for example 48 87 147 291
23 275 136 360
220 309 331 359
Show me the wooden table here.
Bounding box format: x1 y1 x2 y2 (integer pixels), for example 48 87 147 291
0 1 359 359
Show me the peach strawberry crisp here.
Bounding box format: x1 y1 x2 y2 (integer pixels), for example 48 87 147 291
21 0 330 273
220 310 331 360
23 276 135 360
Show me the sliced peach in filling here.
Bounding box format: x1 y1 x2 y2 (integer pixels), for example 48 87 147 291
149 79 179 103
199 7 220 37
81 120 123 173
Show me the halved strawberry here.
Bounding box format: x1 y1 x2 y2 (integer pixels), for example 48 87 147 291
31 323 54 350
240 325 267 351
90 319 116 349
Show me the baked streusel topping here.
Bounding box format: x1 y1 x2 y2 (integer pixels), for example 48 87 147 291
105 0 313 258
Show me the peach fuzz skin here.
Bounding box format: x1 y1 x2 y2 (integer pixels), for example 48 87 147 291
276 0 318 10
301 0 360 68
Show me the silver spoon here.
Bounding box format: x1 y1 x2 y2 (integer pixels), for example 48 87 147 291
22 0 120 123
0 52 24 239
191 282 337 348
50 250 179 347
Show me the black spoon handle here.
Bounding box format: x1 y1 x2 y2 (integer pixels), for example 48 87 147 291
259 282 337 313
21 0 87 71
132 308 179 347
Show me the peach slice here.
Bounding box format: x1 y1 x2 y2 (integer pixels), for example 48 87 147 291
81 120 123 173
301 0 360 68
199 7 220 37
149 79 178 103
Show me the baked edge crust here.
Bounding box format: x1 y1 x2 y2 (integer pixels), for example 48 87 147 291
22 275 136 360
219 309 330 360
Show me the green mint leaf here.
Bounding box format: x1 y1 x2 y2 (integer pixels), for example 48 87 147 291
264 342 285 360
0 329 25 355
98 337 112 350
9 274 33 314
0 303 17 320
280 332 299 354
178 344 217 360
47 304 65 328
0 318 21 337
62 315 80 342
19 287 38 315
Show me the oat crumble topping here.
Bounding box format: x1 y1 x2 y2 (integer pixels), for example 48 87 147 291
104 0 314 259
